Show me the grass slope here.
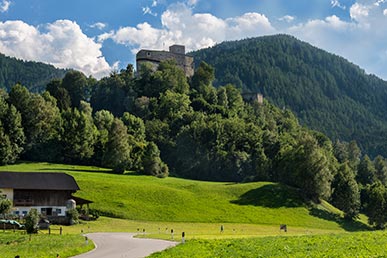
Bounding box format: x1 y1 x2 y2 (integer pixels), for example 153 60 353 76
0 162 368 233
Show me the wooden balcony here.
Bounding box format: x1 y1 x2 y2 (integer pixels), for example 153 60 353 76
14 199 34 206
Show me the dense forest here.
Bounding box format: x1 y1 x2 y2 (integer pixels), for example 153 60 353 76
191 35 387 158
2 59 387 228
0 53 67 92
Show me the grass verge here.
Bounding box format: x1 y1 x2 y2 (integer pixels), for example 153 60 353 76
0 230 94 258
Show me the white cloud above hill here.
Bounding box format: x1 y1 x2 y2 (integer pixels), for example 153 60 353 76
1 0 387 80
101 3 275 54
0 19 111 78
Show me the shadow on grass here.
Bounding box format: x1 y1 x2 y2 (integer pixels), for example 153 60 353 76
39 167 145 177
309 208 371 232
231 184 305 208
38 167 110 173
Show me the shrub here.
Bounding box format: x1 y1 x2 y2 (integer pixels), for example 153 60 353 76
66 208 79 225
25 208 39 234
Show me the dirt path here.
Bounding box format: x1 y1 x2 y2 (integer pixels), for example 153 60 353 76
71 233 178 258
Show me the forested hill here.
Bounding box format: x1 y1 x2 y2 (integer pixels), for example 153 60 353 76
0 53 67 92
191 35 387 158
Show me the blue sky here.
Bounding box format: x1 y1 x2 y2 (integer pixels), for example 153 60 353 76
0 0 387 80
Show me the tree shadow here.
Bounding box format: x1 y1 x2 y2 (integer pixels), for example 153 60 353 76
38 167 114 174
231 184 305 208
309 207 371 232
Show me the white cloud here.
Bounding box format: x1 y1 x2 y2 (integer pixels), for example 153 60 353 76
331 0 346 10
350 3 370 22
287 1 387 79
374 0 386 6
0 20 112 78
152 0 158 7
0 0 11 12
279 15 295 23
103 3 275 54
187 0 198 6
90 22 107 30
384 9 387 15
142 6 157 16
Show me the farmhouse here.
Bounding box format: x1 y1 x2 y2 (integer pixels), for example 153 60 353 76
0 172 91 220
136 44 195 77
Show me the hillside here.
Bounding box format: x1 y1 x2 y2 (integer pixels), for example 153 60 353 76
0 163 368 232
191 35 387 157
0 53 67 92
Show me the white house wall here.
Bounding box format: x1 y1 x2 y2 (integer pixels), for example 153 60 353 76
0 188 14 201
12 206 67 217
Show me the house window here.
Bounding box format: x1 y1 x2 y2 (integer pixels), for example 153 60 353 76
22 211 27 216
41 208 53 216
15 211 20 215
147 52 151 56
52 209 62 216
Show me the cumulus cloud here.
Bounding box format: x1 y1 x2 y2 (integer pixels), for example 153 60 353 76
90 22 107 30
375 0 386 6
287 1 387 79
279 15 295 23
0 20 112 78
103 3 275 54
350 3 371 24
0 0 11 12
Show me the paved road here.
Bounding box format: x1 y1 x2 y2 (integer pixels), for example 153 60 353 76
72 233 178 258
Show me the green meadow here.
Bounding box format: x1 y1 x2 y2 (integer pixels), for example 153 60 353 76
149 231 387 258
0 231 94 258
0 162 375 257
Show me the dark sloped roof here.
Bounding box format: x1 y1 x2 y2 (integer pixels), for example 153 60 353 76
0 172 80 190
71 195 93 205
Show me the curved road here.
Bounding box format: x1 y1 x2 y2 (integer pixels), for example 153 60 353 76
72 233 178 258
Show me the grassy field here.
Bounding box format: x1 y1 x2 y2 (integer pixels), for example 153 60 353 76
0 162 373 257
149 231 387 257
0 230 94 258
0 162 369 232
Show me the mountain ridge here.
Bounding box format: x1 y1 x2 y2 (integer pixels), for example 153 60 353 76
191 34 387 157
0 53 67 92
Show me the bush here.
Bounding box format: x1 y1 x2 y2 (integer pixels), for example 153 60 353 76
66 208 79 225
25 208 39 234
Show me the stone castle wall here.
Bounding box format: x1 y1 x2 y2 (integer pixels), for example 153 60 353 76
136 45 194 77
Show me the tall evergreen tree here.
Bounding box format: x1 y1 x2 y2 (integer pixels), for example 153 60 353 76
374 155 387 185
142 142 169 178
357 155 376 186
102 118 131 173
364 182 387 229
331 163 360 219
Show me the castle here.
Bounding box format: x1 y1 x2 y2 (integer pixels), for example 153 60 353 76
136 45 194 77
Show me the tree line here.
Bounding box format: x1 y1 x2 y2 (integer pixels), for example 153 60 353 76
1 60 387 228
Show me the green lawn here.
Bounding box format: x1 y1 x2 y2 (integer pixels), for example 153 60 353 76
0 230 94 258
149 231 387 258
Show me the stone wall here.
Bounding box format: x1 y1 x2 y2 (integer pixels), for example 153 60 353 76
136 45 194 77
